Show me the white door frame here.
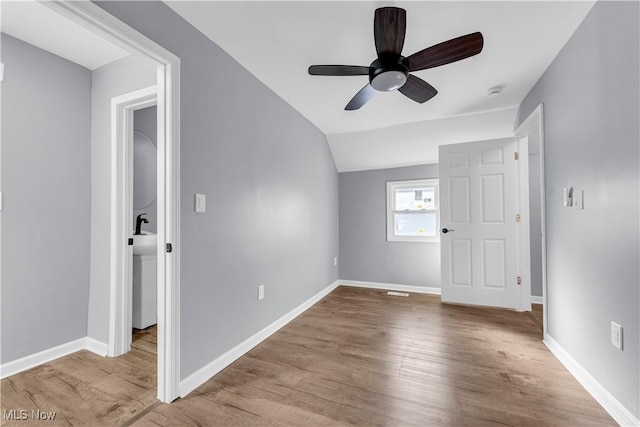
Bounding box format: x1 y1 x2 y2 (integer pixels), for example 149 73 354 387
109 86 157 357
43 1 181 403
515 104 546 333
515 136 531 312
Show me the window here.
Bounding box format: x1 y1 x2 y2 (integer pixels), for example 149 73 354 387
387 179 439 242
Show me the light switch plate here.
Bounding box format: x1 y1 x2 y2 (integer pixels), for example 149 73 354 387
611 321 623 350
195 193 206 213
573 189 584 210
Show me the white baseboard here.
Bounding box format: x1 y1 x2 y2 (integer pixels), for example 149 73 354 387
179 280 340 397
339 280 441 296
84 337 108 357
341 281 544 305
544 333 639 426
1 338 86 379
0 336 109 379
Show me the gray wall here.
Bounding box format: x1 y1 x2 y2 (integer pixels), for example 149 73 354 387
87 55 157 343
339 164 440 287
0 34 91 363
134 106 158 233
518 1 639 417
528 152 542 297
96 1 339 379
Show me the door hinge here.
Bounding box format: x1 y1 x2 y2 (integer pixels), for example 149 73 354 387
517 276 522 285
516 213 521 222
514 152 519 160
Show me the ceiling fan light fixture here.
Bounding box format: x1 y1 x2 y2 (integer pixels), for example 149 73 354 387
371 70 408 91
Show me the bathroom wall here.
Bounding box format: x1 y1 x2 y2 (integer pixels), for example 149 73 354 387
0 34 91 363
133 106 158 233
518 0 639 416
96 1 339 380
339 164 441 287
87 55 157 344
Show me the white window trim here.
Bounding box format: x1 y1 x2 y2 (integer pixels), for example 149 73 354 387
386 179 440 243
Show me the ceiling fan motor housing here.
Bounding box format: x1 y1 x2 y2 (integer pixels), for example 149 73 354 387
370 58 409 92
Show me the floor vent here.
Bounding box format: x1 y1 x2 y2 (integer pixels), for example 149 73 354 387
387 291 409 297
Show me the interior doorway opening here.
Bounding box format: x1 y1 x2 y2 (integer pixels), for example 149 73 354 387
515 104 546 334
43 1 182 403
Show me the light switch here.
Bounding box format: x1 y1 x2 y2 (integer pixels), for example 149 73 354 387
573 189 584 210
195 193 206 213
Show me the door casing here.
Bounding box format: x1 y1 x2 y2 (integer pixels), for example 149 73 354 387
43 1 181 403
515 104 546 330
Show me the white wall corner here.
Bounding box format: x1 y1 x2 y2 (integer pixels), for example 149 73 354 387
0 338 86 379
179 280 340 397
84 337 109 357
544 334 639 426
339 280 441 296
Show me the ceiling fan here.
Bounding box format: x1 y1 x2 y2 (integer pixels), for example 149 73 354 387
308 7 484 110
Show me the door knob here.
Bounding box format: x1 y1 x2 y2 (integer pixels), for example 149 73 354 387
441 228 455 234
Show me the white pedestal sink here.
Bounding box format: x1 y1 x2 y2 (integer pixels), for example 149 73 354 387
132 232 156 255
132 231 157 329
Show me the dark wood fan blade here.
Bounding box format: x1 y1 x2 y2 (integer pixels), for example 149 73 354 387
398 74 438 104
407 32 484 72
374 7 406 61
345 84 376 110
308 65 370 76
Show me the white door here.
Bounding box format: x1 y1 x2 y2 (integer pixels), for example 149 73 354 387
439 138 522 309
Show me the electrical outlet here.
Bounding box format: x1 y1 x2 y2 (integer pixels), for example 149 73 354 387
258 285 264 301
334 257 337 266
611 321 623 350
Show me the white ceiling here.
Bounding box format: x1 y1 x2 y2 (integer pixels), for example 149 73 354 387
1 1 595 172
1 1 129 70
166 0 595 171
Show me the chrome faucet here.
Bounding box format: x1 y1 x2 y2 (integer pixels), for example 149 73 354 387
134 213 149 235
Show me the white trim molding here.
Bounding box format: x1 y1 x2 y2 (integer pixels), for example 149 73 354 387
530 295 544 305
109 86 158 359
515 104 547 333
180 281 340 397
544 334 639 427
0 337 108 379
340 280 441 296
84 337 109 357
42 1 182 403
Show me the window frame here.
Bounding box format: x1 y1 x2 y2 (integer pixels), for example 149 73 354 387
386 179 440 243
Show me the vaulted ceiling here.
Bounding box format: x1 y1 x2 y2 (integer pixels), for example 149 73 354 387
2 1 595 171
166 1 595 171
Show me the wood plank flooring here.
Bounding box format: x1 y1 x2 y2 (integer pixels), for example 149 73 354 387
1 347 157 426
132 325 158 356
2 287 614 426
525 303 544 334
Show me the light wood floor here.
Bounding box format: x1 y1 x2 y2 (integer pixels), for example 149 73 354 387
1 347 157 426
2 287 613 426
132 325 158 356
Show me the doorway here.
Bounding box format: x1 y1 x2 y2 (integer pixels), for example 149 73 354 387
515 104 546 334
44 1 181 403
131 106 159 356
